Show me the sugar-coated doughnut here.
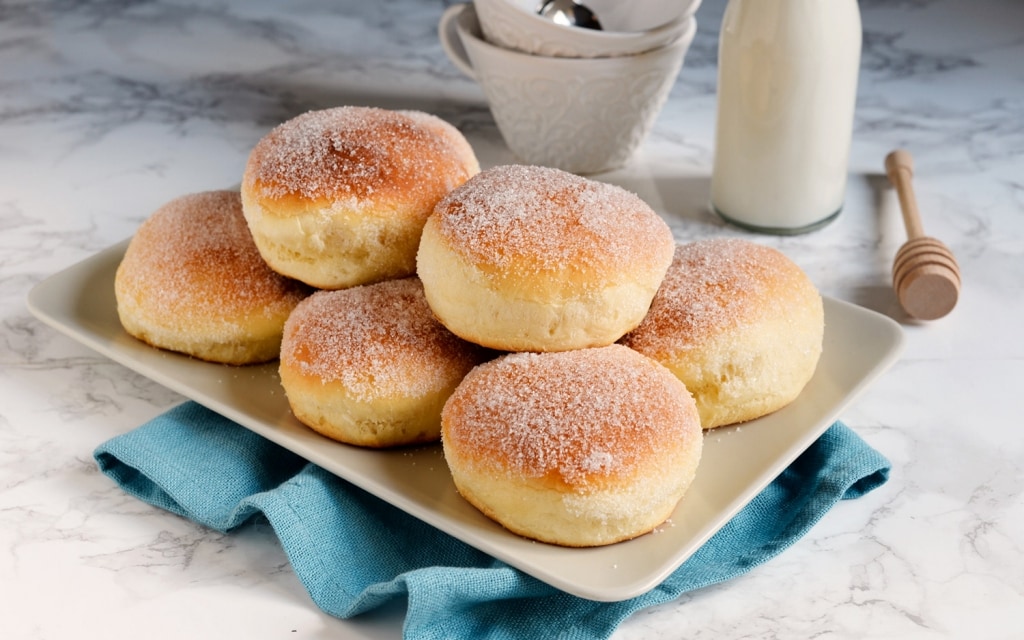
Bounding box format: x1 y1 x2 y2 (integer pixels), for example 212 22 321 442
441 344 703 547
621 238 824 429
416 165 675 352
279 278 488 448
114 190 311 365
241 106 480 289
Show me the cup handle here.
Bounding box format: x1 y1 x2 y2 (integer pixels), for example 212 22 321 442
439 4 476 80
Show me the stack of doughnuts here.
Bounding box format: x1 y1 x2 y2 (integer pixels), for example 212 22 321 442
416 164 706 546
115 106 483 446
114 104 826 549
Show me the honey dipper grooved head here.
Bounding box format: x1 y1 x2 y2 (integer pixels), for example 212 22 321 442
892 236 960 320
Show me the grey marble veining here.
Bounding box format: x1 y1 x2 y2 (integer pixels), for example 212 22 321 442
2 0 1023 638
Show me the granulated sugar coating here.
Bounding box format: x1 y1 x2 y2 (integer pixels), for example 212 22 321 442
115 190 309 337
622 238 797 352
442 345 697 487
280 278 483 402
243 106 476 204
431 165 673 278
619 237 824 430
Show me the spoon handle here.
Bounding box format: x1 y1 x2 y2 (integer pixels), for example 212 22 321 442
885 149 925 240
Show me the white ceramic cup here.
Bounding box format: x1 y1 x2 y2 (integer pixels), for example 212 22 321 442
473 0 700 58
439 3 696 174
586 0 704 33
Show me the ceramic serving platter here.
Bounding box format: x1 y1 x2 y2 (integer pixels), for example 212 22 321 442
27 239 904 602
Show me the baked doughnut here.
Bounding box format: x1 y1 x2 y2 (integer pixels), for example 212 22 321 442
279 278 488 448
241 106 480 289
441 344 703 547
621 238 824 429
416 165 675 352
114 190 311 365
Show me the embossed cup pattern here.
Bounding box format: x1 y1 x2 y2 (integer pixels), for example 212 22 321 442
440 3 697 174
479 68 682 174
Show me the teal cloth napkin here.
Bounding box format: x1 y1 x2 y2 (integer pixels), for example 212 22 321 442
94 401 889 640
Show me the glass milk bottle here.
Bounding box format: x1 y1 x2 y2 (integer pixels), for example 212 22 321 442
710 0 862 234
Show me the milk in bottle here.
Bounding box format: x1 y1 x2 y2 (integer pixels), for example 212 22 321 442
710 0 862 234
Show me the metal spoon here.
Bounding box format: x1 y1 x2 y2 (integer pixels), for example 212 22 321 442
537 0 603 30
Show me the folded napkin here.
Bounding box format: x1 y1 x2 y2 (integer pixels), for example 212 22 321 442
94 402 889 640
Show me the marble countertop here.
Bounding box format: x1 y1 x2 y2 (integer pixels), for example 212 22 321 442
2 0 1022 637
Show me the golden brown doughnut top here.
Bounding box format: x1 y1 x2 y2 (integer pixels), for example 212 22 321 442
243 106 476 207
117 190 309 322
430 165 674 284
442 345 697 489
621 238 814 353
281 278 482 401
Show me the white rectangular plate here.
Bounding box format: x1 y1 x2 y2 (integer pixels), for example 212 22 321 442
27 240 904 602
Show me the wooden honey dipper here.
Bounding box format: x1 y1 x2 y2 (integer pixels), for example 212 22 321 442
885 149 961 320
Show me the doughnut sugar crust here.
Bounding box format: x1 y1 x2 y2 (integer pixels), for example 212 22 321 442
114 190 311 365
279 278 488 448
241 106 480 289
441 344 703 547
621 238 824 429
416 165 675 352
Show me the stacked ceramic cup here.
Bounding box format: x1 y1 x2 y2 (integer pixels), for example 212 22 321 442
439 0 701 174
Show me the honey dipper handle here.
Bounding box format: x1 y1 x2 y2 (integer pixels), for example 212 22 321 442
885 149 926 239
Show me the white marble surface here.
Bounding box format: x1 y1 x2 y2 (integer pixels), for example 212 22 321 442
2 0 1022 637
